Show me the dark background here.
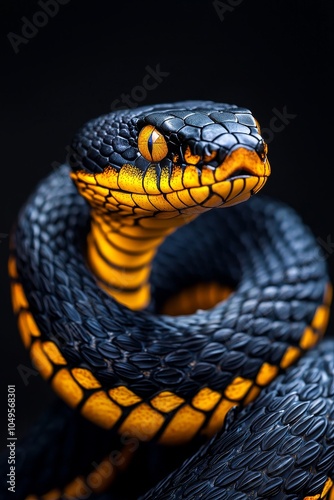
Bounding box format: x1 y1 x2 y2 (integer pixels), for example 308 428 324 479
1 0 333 461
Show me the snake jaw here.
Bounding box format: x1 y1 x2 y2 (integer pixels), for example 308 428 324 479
71 145 270 216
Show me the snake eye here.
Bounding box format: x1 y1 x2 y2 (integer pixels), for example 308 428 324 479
138 125 168 162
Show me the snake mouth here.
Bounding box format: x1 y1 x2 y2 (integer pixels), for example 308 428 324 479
225 168 256 180
207 174 268 209
71 147 270 216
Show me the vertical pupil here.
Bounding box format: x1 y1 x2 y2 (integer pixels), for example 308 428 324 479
148 131 154 157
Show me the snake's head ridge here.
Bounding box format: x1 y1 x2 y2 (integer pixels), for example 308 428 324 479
69 101 270 214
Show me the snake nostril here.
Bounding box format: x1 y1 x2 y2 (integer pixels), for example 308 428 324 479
256 140 268 161
216 148 228 165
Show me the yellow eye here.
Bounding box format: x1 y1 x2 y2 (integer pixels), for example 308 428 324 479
138 125 168 162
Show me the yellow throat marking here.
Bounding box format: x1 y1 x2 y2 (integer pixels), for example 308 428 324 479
70 147 269 310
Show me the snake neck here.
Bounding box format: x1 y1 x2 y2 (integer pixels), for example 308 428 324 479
87 209 194 310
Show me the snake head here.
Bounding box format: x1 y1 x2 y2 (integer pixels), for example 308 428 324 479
69 101 270 217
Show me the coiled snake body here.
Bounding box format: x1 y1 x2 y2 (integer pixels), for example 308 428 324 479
5 101 334 499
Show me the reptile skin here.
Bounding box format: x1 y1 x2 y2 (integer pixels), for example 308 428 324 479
3 101 333 499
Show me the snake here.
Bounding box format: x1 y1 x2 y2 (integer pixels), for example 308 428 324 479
4 100 334 499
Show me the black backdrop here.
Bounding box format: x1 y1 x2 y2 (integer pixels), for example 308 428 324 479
1 0 334 464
